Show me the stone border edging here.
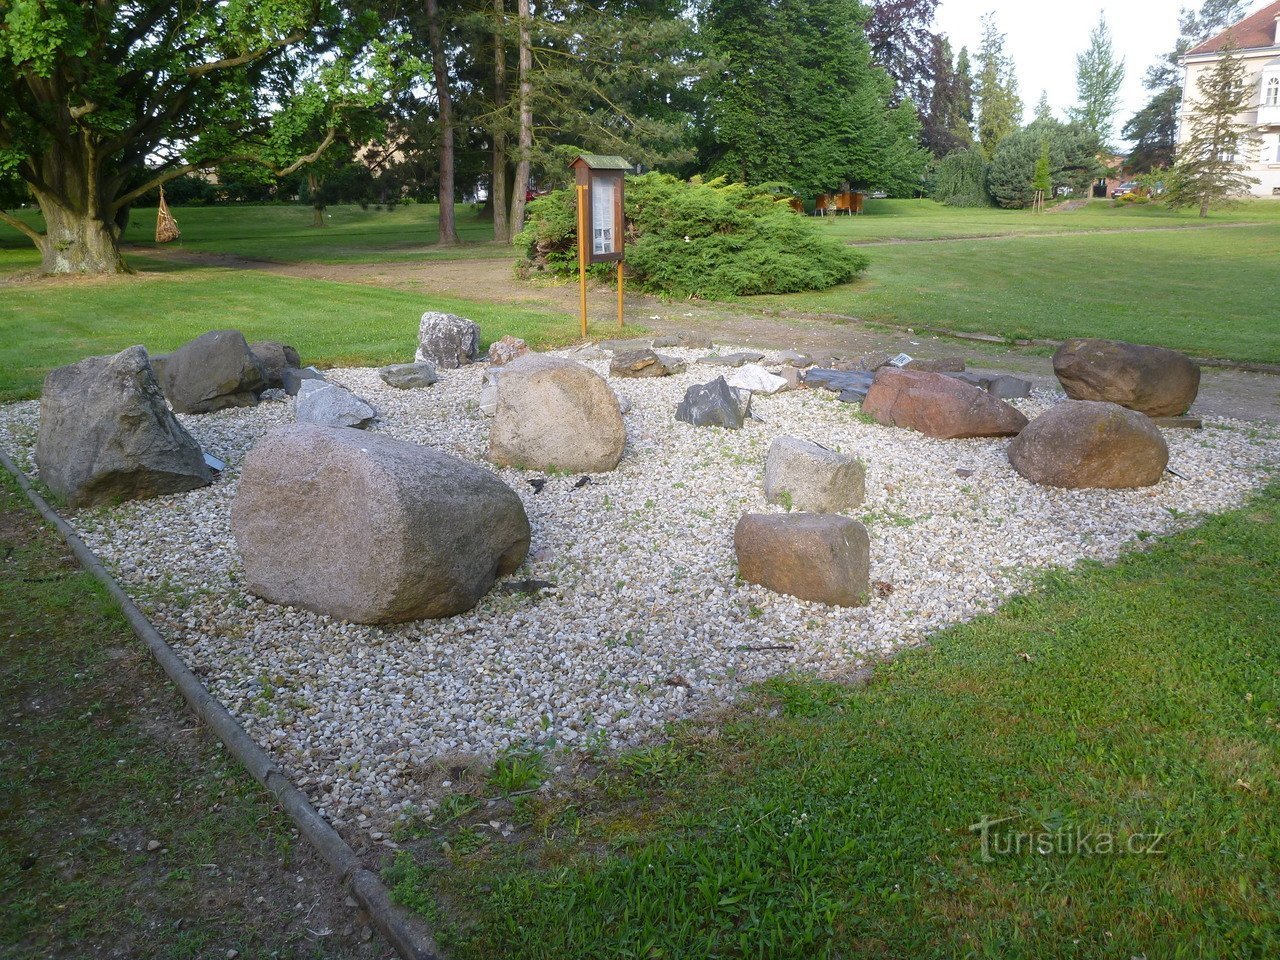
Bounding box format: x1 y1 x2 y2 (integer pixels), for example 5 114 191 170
0 450 441 960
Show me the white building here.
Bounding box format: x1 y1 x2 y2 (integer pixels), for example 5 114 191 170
1180 0 1280 197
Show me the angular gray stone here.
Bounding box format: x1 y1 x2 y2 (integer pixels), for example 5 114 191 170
774 350 813 367
803 368 876 397
488 355 625 472
249 341 302 390
379 361 439 389
415 312 479 368
674 377 750 430
294 380 376 429
283 366 325 396
726 364 788 395
734 513 870 607
764 437 865 513
611 349 680 378
943 371 1033 400
36 346 212 509
155 329 266 414
696 351 765 368
232 425 530 622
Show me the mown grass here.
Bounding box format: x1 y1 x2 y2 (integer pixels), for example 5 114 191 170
0 262 598 402
393 484 1280 959
750 223 1280 362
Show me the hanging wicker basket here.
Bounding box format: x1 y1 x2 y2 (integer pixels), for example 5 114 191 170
155 186 181 243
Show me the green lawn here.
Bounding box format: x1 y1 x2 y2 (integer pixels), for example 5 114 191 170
0 262 594 401
391 483 1280 959
749 223 1280 362
817 197 1280 242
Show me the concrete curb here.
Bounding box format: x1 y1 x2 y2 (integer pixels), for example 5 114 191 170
0 450 441 960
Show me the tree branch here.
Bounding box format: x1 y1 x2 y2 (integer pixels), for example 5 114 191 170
185 33 306 78
0 208 44 245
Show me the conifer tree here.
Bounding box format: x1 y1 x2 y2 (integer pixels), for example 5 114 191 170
1069 15 1125 149
974 13 1021 156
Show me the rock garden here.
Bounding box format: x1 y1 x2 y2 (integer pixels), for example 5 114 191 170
3 312 1277 834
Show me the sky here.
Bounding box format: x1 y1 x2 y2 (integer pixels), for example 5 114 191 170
933 0 1270 137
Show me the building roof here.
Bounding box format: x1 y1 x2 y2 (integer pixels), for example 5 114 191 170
1187 1 1280 56
569 154 632 171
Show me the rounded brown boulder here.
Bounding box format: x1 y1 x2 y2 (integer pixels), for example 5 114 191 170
734 513 870 607
1052 338 1199 417
232 425 530 623
1007 400 1169 489
862 367 1028 439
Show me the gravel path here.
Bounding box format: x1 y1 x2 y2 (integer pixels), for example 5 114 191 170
4 347 1278 836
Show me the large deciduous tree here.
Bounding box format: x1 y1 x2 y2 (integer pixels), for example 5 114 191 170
864 0 939 107
1068 15 1124 150
0 1 386 274
922 37 975 157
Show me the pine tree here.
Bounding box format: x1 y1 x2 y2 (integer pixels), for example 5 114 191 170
974 13 1021 157
1164 45 1260 217
1068 15 1125 149
1034 91 1054 123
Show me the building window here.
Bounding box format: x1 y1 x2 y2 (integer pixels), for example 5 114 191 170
1267 77 1280 107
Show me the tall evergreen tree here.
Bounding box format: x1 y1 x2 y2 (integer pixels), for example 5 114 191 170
1069 15 1124 149
1164 45 1259 216
1034 91 1054 123
974 12 1021 157
922 37 975 156
953 47 976 144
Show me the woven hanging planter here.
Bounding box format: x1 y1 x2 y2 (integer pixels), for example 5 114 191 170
155 186 181 243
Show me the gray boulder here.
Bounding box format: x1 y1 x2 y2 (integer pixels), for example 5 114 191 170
232 425 530 623
1052 338 1200 417
294 380 376 429
36 346 212 509
696 351 765 368
734 513 870 607
610 349 684 378
764 438 865 513
488 355 626 472
415 312 479 368
282 366 325 396
379 361 439 389
674 376 751 430
802 368 876 398
1008 400 1169 489
155 329 267 414
249 341 302 390
943 371 1032 400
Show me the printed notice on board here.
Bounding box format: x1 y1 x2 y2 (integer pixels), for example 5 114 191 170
592 178 615 256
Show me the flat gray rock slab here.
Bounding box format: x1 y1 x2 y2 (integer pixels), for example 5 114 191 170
379 362 439 389
696 351 765 368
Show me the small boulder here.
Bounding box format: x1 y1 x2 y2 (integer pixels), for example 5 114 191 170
488 355 625 472
611 349 678 378
862 368 1028 439
232 425 530 622
155 330 266 414
415 312 480 368
379 362 439 390
695 351 765 368
764 438 865 513
249 341 302 390
282 366 325 396
726 364 789 395
1007 400 1169 489
734 513 870 607
36 346 212 509
294 380 377 429
674 377 751 430
488 335 530 366
1052 338 1200 417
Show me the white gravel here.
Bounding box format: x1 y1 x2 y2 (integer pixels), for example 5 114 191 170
3 347 1278 833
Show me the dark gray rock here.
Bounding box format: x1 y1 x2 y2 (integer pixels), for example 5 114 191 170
674 376 751 430
294 380 377 429
695 351 765 368
379 361 439 389
803 368 876 396
36 346 212 509
155 329 266 414
942 371 1032 400
249 341 302 390
415 312 479 368
283 366 326 396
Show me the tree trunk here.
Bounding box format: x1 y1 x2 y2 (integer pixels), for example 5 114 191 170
31 194 127 274
508 0 533 236
491 0 511 244
309 172 326 227
426 0 460 246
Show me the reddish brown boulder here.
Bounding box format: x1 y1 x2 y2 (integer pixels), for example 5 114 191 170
734 513 870 607
1007 400 1169 489
1052 338 1199 417
862 368 1028 439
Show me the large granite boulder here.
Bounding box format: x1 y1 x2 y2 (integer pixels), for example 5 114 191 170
1008 400 1169 489
415 312 479 368
249 341 301 390
764 437 865 513
862 368 1028 439
156 330 267 414
1052 338 1200 417
674 377 751 429
36 346 212 509
379 361 439 389
734 513 870 607
232 425 530 623
488 355 625 472
294 380 376 429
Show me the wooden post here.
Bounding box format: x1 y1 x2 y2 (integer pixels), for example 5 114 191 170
577 183 588 338
616 260 624 329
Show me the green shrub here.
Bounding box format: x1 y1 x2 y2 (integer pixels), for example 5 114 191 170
515 173 869 300
929 148 991 207
987 120 1100 208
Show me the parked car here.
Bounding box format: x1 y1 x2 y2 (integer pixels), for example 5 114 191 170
1111 181 1140 199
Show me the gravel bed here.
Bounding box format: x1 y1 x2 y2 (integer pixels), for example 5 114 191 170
3 346 1278 834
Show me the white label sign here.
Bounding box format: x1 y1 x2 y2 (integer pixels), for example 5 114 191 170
591 178 615 256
